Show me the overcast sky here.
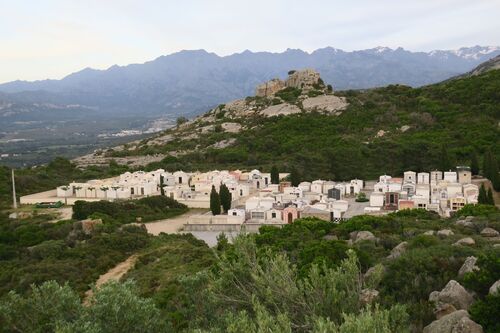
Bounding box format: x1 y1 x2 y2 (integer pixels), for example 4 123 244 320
1 0 499 83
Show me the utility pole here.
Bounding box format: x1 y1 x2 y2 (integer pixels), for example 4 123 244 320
12 169 17 209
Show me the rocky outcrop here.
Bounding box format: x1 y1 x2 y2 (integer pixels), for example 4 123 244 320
285 69 321 89
435 303 457 319
221 122 242 133
350 231 377 243
437 229 455 237
260 103 301 117
480 227 499 237
458 257 479 278
453 237 475 246
255 78 285 97
489 279 500 295
81 218 103 235
423 310 483 333
301 95 348 114
387 241 408 260
455 216 475 228
359 288 379 306
429 280 474 311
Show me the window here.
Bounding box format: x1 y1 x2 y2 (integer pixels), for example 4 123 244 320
232 212 237 216
178 177 183 184
272 212 276 218
131 188 135 195
141 188 144 195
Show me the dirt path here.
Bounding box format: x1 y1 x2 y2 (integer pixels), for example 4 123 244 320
84 254 138 303
144 209 208 235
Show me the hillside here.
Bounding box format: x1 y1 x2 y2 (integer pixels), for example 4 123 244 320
81 68 500 181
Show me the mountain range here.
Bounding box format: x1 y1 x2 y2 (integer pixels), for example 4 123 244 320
1 45 499 117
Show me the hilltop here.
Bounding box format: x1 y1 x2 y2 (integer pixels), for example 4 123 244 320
76 66 500 181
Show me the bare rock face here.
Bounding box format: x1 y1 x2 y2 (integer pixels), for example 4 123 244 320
435 303 457 319
437 229 455 237
285 69 320 89
458 257 479 278
430 280 474 311
359 288 379 306
453 237 475 247
260 103 301 117
255 78 285 97
489 279 500 295
480 227 499 237
387 241 408 260
302 95 348 114
350 231 376 243
221 122 242 133
423 310 483 333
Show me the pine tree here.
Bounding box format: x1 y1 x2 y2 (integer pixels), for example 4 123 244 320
478 184 488 204
470 151 479 176
486 188 495 205
210 185 221 215
289 167 301 187
219 184 232 213
270 166 280 184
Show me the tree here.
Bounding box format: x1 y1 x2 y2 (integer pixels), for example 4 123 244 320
478 184 488 204
219 184 232 213
487 188 495 205
489 153 500 191
439 144 452 171
159 175 166 196
176 116 188 127
289 167 301 187
270 166 279 184
210 185 221 215
471 151 480 175
0 281 82 333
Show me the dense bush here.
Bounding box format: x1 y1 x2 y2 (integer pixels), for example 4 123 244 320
72 196 187 223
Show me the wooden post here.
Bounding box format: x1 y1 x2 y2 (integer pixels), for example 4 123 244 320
12 169 17 209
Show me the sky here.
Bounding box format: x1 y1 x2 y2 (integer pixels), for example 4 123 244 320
1 0 499 83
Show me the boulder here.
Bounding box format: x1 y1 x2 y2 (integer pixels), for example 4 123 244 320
387 241 408 260
480 227 499 237
302 95 348 114
455 220 474 228
81 219 103 235
359 288 379 306
349 231 376 243
489 279 500 295
429 280 474 311
322 234 338 241
458 257 479 278
453 238 475 247
437 229 454 237
260 103 302 117
424 230 436 236
435 303 457 320
423 310 483 333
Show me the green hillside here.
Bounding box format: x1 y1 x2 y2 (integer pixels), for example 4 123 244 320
109 69 500 181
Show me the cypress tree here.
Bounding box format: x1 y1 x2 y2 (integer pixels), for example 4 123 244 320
487 188 495 205
490 154 500 192
470 151 480 176
210 185 221 215
289 167 301 187
219 184 232 213
270 165 280 184
478 184 488 204
159 175 165 196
